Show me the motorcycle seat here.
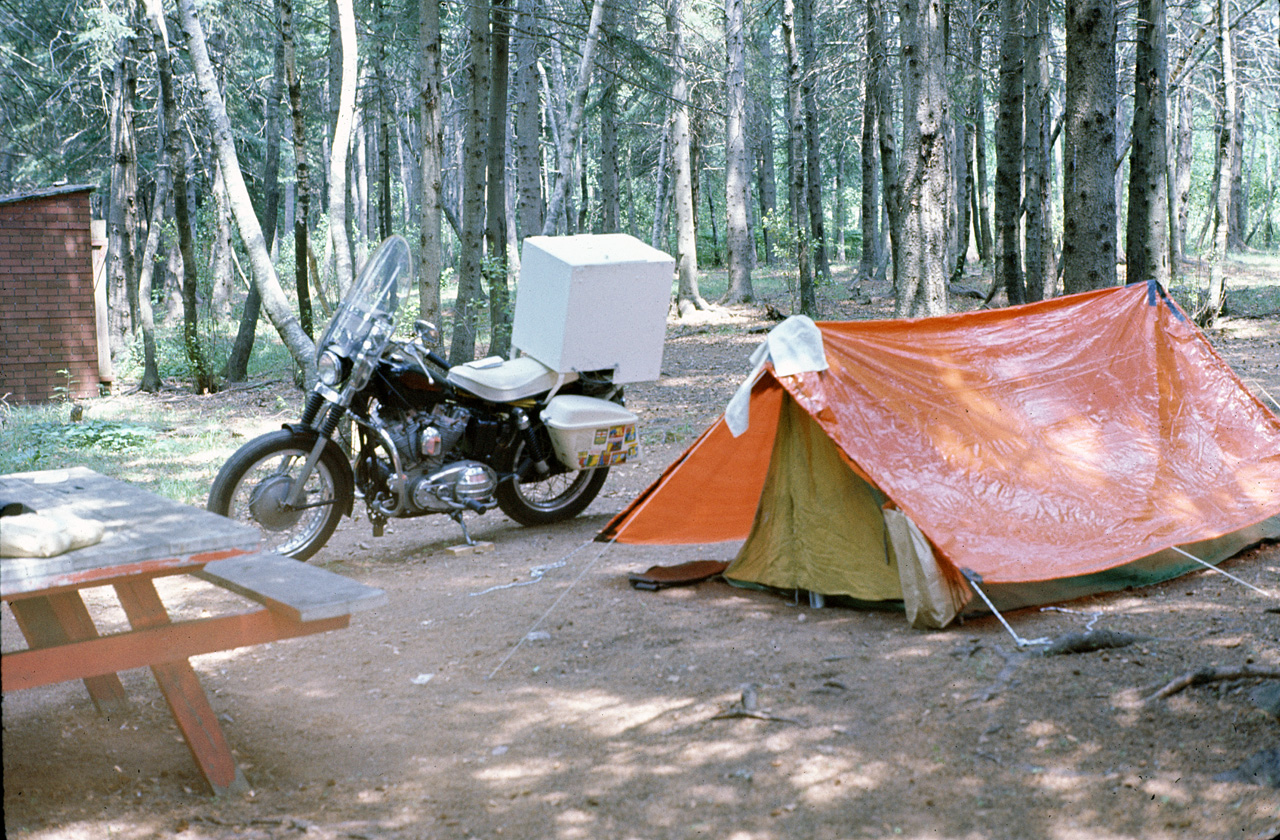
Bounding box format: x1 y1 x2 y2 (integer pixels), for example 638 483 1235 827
447 355 578 402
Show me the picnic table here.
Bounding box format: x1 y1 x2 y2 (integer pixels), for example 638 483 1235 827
0 467 386 795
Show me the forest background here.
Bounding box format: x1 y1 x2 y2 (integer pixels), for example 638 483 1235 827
3 0 1279 393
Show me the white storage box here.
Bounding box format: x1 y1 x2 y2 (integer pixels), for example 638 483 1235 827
512 234 675 383
542 395 641 470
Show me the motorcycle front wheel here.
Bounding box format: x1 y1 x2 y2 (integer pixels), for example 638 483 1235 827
495 439 609 526
207 429 351 560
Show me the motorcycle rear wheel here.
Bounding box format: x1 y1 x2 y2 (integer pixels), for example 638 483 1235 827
208 430 350 561
495 439 609 526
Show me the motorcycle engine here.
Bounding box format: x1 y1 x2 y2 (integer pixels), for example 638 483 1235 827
386 405 498 514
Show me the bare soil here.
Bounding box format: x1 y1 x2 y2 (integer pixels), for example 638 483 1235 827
5 272 1280 840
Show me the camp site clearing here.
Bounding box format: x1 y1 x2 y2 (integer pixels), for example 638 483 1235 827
4 281 1279 840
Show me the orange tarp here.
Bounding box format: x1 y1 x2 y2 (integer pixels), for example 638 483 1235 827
602 284 1280 585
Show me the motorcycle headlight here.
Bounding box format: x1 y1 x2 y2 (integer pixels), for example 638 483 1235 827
317 350 344 387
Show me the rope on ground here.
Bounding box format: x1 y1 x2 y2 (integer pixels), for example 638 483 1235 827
1170 545 1273 596
468 545 587 596
485 537 616 680
1040 606 1103 632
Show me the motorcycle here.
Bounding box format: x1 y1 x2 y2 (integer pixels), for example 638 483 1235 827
208 235 642 560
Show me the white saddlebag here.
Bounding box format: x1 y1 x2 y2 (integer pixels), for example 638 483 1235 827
542 395 641 470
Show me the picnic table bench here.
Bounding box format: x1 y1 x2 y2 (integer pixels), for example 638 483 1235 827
1 467 387 795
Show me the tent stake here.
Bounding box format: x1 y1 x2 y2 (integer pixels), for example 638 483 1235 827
1169 546 1273 596
961 570 1051 648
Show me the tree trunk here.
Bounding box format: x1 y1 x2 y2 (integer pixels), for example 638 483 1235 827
418 0 443 327
283 0 314 338
1126 0 1169 288
328 0 358 295
971 16 993 265
798 0 830 284
599 3 621 234
1063 0 1117 293
752 25 778 266
1023 0 1055 301
146 1 215 393
723 0 753 303
223 16 282 383
896 0 951 317
225 52 277 382
210 159 234 318
178 0 316 384
858 41 880 293
106 21 139 368
668 0 706 317
1196 0 1236 326
541 0 605 236
137 0 172 394
1172 84 1192 269
869 0 903 304
651 114 671 249
834 145 846 264
487 0 513 357
513 0 544 240
996 0 1024 305
1227 96 1246 251
784 0 814 315
450 0 490 364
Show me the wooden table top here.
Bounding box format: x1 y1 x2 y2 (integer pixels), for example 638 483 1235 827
1 467 260 598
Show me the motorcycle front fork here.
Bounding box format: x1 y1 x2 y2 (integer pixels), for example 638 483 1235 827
285 392 344 509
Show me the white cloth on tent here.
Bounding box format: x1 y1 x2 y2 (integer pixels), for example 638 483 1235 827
725 315 829 437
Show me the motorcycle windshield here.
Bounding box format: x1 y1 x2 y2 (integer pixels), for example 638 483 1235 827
317 236 413 359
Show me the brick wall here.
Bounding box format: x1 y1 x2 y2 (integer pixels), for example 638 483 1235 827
0 186 103 404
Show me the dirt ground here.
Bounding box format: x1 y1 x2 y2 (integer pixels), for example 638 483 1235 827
4 275 1280 840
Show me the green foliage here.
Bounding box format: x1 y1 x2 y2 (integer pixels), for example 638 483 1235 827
74 0 130 73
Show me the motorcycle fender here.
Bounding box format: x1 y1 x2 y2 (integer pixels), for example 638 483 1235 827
280 423 356 517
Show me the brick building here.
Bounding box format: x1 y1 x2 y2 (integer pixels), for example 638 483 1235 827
0 185 107 404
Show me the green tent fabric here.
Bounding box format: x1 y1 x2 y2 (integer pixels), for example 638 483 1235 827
726 395 901 602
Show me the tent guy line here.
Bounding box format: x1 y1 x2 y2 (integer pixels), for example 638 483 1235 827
961 568 1053 648
485 536 614 680
1169 545 1273 596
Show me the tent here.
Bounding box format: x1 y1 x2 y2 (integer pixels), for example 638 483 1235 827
600 282 1280 628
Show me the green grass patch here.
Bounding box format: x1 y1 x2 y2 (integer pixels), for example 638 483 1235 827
0 399 242 506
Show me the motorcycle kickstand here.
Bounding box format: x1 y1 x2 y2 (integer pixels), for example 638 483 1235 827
449 510 476 546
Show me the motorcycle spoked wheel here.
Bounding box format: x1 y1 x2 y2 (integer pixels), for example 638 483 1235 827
208 429 351 561
495 438 609 526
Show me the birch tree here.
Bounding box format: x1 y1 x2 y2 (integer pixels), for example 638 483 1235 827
541 0 605 236
177 0 316 381
328 0 358 295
